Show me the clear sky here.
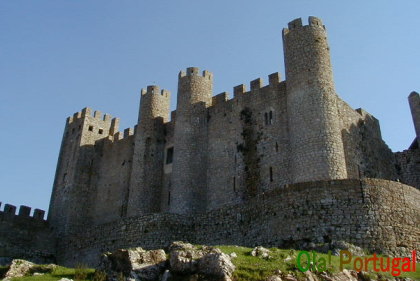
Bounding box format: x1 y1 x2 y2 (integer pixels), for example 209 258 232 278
1 1 419 213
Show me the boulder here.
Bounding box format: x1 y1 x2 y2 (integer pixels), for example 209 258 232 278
100 247 167 281
320 269 358 281
169 241 235 280
169 242 204 273
251 246 271 258
282 274 297 281
330 241 365 257
4 259 35 279
266 275 283 281
304 271 319 281
197 251 235 279
311 241 365 257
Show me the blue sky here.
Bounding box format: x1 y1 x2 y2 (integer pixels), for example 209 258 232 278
1 1 419 213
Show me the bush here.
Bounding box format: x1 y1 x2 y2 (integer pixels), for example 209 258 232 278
92 270 107 281
74 264 89 281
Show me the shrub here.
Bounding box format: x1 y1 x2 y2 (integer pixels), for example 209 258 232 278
74 264 89 281
92 270 107 281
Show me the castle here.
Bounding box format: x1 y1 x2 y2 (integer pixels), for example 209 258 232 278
1 17 419 266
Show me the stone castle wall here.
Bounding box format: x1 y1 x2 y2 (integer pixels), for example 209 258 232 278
395 149 420 189
48 71 407 230
91 133 135 224
0 204 55 263
338 101 397 180
283 17 347 183
36 16 420 267
170 68 213 214
56 179 420 267
46 17 415 232
48 108 120 234
128 86 170 216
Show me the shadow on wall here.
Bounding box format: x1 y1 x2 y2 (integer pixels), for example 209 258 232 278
341 112 397 181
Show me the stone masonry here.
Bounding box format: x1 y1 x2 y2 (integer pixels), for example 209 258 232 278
1 17 419 265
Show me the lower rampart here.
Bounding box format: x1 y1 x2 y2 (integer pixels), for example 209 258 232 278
58 178 420 266
0 206 55 264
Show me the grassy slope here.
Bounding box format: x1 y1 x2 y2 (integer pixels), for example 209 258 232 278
7 266 95 281
4 246 419 281
217 246 420 281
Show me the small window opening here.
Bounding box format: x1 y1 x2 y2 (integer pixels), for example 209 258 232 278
264 113 268 125
275 142 279 152
98 129 103 134
168 191 171 206
88 125 94 131
72 128 75 134
63 173 67 182
269 167 273 182
233 177 236 192
269 111 273 124
166 147 174 164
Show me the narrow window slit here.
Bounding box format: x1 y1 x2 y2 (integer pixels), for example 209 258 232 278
270 167 273 182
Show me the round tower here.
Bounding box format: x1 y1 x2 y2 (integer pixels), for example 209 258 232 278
170 67 213 214
139 85 171 125
176 67 213 110
283 17 347 183
127 86 170 216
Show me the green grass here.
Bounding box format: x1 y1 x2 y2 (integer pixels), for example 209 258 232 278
4 246 419 281
217 245 420 281
9 265 95 281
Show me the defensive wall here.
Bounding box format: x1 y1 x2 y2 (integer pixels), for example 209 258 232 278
2 17 419 267
47 17 412 235
0 203 55 264
57 178 420 267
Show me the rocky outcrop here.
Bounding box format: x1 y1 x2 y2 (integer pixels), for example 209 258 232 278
4 259 35 279
251 246 271 258
2 259 56 280
100 247 167 281
302 241 366 257
99 242 235 281
169 241 235 280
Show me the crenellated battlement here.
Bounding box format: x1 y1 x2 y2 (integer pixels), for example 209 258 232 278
0 202 46 221
233 72 282 97
179 67 213 80
212 92 229 106
67 107 119 126
112 127 135 142
282 16 325 36
250 78 263 91
141 85 170 98
65 107 120 138
234 84 247 97
18 16 418 264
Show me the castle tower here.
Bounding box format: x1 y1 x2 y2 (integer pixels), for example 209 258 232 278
170 67 213 214
127 86 170 216
408 91 420 146
48 108 119 234
283 17 347 183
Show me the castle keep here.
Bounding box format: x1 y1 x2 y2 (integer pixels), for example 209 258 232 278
1 17 419 266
